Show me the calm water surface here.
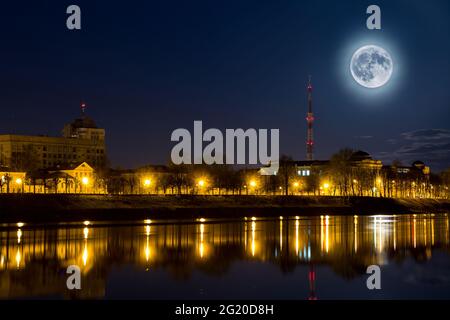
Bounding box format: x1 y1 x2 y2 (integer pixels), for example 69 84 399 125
1 213 450 299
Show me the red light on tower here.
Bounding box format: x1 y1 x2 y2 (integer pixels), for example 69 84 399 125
308 266 317 300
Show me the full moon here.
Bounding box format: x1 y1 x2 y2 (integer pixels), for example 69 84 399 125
350 45 393 89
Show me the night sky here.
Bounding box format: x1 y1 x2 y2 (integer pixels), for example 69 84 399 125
1 1 449 171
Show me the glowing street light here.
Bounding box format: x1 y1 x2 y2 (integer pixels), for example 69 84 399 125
249 180 257 188
143 179 151 187
196 178 208 195
321 182 330 196
15 178 22 185
82 177 89 185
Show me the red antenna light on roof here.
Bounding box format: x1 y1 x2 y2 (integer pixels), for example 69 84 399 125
81 102 87 114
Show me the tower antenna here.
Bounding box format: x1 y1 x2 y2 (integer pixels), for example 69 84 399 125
81 102 87 114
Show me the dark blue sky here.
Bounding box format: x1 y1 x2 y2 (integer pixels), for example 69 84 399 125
1 0 449 171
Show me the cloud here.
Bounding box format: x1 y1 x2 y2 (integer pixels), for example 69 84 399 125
401 129 450 141
386 139 397 144
376 129 450 172
354 135 373 139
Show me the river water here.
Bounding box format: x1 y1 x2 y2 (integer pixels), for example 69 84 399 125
1 213 450 299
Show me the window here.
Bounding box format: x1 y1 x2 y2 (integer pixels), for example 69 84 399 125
297 169 311 176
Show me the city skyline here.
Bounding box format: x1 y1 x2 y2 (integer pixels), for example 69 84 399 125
1 1 449 171
1 1 450 306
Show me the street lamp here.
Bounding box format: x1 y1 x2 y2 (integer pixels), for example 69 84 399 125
322 182 330 196
197 178 207 194
81 177 89 194
15 178 23 193
292 181 300 195
247 179 258 195
142 178 152 195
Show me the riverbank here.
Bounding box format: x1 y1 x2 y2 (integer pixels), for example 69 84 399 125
0 194 449 223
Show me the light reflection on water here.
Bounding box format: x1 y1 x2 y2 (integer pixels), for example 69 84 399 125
1 213 450 299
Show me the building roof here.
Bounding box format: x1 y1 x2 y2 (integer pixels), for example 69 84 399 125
292 160 330 166
350 150 372 161
47 161 93 171
69 115 98 129
137 164 170 173
412 160 426 168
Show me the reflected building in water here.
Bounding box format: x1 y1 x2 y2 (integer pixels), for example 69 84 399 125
0 214 449 299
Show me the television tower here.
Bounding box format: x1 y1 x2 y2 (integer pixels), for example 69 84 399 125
306 76 314 160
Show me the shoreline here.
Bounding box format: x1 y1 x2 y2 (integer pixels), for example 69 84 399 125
1 194 450 223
